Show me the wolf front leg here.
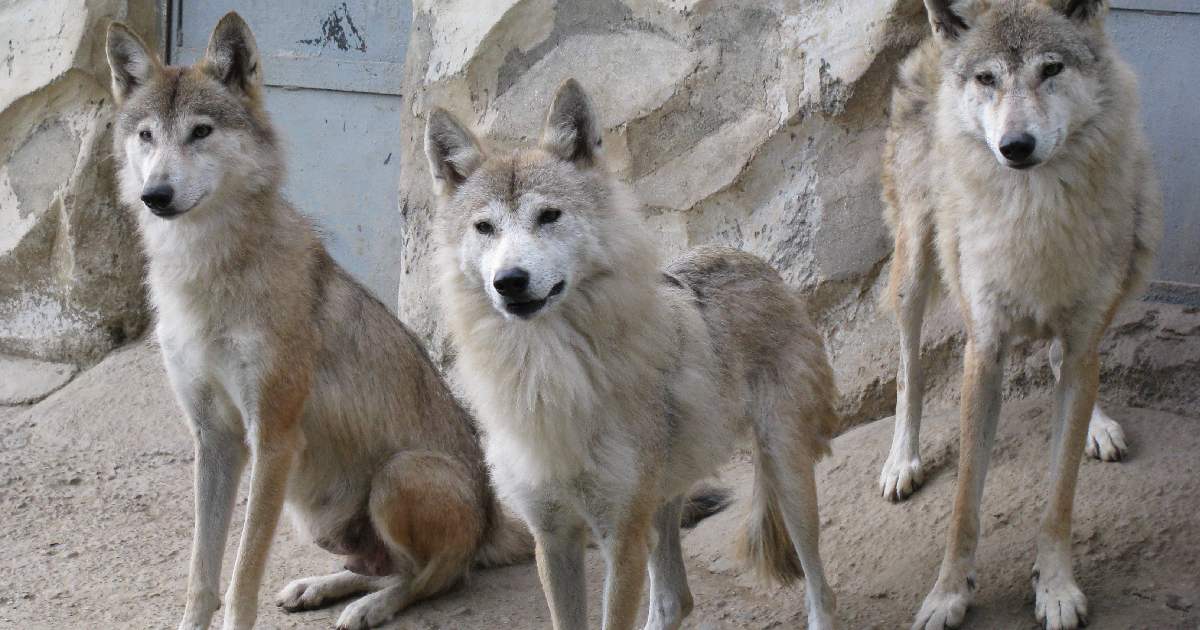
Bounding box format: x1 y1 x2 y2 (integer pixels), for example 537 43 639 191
913 332 1006 630
220 372 308 630
881 218 935 501
644 496 692 630
174 377 247 630
1033 338 1100 630
599 501 654 630
531 512 589 630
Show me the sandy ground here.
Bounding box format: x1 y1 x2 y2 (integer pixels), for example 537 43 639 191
1 340 1197 629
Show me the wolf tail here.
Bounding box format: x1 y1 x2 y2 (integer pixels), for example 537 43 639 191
474 501 535 568
737 354 839 585
737 439 806 584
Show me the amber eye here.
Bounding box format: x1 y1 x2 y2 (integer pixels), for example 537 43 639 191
537 209 562 225
1042 62 1064 79
139 129 153 142
474 221 494 235
191 124 213 140
975 72 996 87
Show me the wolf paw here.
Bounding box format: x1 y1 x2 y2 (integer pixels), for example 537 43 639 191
276 577 336 612
912 577 973 630
1085 410 1127 462
335 592 400 630
880 453 925 502
1033 567 1087 630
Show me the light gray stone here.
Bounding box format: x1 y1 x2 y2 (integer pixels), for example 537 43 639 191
395 0 929 419
0 354 77 405
0 0 156 363
396 0 1192 428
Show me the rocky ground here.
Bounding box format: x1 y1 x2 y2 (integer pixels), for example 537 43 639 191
1 340 1197 629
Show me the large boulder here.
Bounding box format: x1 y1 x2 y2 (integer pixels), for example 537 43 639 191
396 0 927 414
395 0 1196 427
0 0 154 364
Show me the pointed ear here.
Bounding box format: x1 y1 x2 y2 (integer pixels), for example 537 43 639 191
106 22 160 103
540 79 602 167
1055 0 1107 23
203 12 262 95
924 0 970 42
425 108 484 196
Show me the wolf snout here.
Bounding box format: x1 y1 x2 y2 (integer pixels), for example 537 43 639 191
999 132 1037 166
493 267 531 297
141 184 176 215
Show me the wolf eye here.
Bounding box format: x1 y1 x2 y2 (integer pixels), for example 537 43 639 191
975 72 996 87
1042 62 1064 79
474 221 494 235
138 129 153 142
191 124 213 140
537 209 562 226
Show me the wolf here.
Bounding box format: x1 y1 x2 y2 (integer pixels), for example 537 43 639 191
106 13 534 630
879 1 1162 628
426 79 843 630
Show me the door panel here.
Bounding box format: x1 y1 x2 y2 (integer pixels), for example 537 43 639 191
1110 5 1200 287
171 0 410 305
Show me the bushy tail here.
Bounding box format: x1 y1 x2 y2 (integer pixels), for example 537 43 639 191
737 440 805 585
680 484 733 529
474 502 534 568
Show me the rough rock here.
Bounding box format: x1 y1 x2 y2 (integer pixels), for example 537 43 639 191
0 0 155 363
395 0 1196 428
0 354 78 405
396 0 927 373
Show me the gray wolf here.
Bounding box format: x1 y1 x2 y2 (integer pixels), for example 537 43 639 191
427 79 843 630
880 1 1162 628
106 13 532 630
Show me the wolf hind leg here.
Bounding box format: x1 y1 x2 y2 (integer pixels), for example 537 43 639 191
742 382 840 630
1049 339 1128 461
882 216 935 501
333 451 483 629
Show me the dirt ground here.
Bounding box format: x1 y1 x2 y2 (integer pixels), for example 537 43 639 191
1 340 1197 629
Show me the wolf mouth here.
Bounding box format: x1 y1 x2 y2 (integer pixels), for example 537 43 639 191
504 281 565 319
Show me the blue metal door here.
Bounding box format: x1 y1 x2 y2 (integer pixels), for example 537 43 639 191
170 0 412 306
1110 1 1200 290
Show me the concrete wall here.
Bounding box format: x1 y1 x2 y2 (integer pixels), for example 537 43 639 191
0 0 157 363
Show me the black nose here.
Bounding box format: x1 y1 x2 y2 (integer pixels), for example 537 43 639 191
493 268 530 297
999 132 1036 162
141 184 175 212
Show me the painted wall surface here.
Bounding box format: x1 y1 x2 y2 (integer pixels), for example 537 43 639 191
172 0 412 306
1111 1 1200 285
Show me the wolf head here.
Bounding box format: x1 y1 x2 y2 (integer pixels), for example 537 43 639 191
107 13 279 222
926 0 1110 169
428 80 646 323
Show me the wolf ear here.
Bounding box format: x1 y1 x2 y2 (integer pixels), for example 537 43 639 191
203 12 262 95
540 79 602 167
924 0 971 42
106 22 160 103
425 108 484 196
1055 0 1107 23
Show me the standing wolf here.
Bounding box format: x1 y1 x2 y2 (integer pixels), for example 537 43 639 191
880 1 1162 628
106 14 531 630
427 79 843 630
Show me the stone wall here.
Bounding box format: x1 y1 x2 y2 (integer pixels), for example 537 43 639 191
395 0 1198 427
0 0 155 364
